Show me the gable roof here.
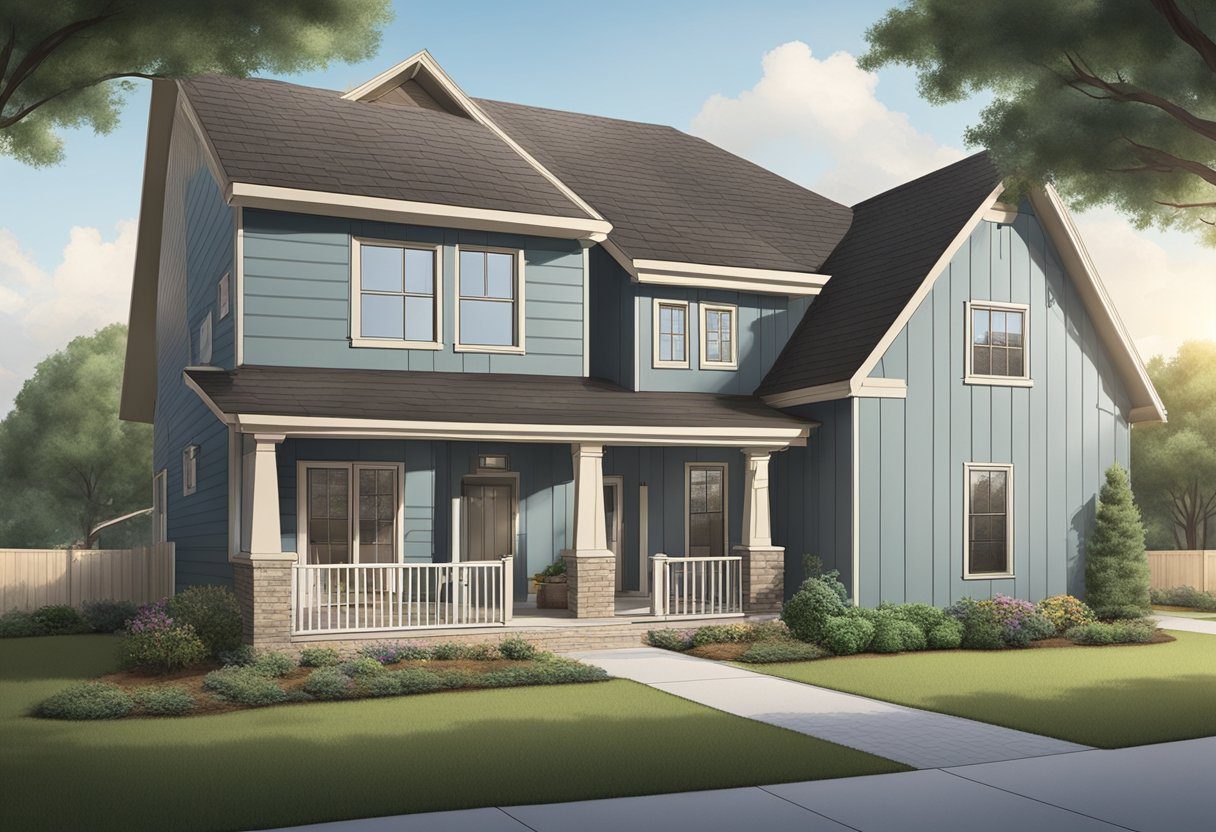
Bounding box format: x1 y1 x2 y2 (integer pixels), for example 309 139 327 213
477 98 853 274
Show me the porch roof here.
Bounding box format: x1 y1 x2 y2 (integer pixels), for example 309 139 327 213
185 366 814 447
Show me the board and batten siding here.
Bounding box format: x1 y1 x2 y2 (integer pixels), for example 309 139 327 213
152 106 236 589
241 210 585 375
857 209 1132 607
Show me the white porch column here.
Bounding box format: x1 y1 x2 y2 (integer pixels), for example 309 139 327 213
243 433 288 558
234 433 294 651
562 443 615 618
733 447 785 614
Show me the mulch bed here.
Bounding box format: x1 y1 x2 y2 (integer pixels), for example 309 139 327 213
687 643 758 661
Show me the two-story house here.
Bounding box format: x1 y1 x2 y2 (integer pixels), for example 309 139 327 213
120 51 1165 651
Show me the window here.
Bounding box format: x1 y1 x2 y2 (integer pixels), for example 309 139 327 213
195 313 213 365
182 446 199 497
700 303 737 369
478 454 509 471
298 462 403 564
653 299 689 368
685 463 727 556
217 272 230 319
457 247 523 351
964 463 1014 578
152 470 167 543
351 239 440 349
966 302 1030 385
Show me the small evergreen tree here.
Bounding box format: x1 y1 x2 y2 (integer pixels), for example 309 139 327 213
1084 464 1151 619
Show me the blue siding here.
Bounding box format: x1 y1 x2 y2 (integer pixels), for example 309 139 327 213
242 210 584 375
588 245 635 388
859 211 1133 605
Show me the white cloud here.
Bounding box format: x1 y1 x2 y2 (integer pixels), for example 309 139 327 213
690 41 965 204
0 220 136 415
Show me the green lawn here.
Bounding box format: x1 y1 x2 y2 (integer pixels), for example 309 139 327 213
0 636 903 832
742 631 1216 749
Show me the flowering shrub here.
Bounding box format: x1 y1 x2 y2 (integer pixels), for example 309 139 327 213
1036 595 1096 633
986 594 1037 646
341 657 385 677
645 628 695 651
120 600 207 673
357 643 406 664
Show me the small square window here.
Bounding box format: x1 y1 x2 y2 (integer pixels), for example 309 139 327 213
217 273 230 319
182 446 199 497
967 302 1029 385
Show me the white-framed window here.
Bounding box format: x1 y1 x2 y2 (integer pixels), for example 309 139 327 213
652 298 689 368
152 469 168 543
297 461 404 564
965 301 1031 386
182 446 199 497
963 462 1014 579
217 272 230 319
350 238 441 350
456 246 524 353
195 312 213 365
699 302 737 369
685 462 728 556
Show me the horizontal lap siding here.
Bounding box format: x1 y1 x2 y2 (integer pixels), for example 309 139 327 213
241 210 584 375
856 212 1132 606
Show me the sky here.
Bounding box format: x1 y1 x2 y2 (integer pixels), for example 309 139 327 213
1 0 1213 416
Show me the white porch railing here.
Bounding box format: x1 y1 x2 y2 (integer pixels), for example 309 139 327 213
649 554 744 618
293 558 513 635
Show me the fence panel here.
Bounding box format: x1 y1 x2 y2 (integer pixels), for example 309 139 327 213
1147 550 1215 594
0 544 175 613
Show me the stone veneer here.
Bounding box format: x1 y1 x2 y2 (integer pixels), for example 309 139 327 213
233 557 294 651
562 551 616 618
735 545 785 614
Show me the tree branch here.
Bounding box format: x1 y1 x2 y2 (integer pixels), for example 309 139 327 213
1114 137 1216 187
0 6 122 115
0 24 15 87
0 71 158 128
1150 0 1216 73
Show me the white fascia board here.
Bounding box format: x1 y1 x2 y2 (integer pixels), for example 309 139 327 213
633 259 830 297
227 182 612 241
762 377 907 408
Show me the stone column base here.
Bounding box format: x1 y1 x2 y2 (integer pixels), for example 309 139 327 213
733 544 785 614
562 550 616 619
233 553 297 651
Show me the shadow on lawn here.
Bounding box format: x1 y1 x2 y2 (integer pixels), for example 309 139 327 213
0 634 120 683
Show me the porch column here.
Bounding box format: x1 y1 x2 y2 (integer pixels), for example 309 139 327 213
234 433 295 650
732 448 784 614
562 443 615 618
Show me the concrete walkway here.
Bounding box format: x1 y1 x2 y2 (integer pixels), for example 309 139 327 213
1153 613 1216 635
566 647 1089 768
273 738 1216 831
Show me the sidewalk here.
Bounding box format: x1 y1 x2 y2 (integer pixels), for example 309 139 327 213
273 737 1216 831
1152 613 1216 635
566 647 1088 768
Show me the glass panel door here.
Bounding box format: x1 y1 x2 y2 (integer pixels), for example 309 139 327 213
307 468 350 564
687 466 725 556
358 467 397 564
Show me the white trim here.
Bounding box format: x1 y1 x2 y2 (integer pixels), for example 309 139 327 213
295 460 406 565
176 85 230 197
964 300 1033 387
234 206 244 366
699 302 738 370
652 298 690 369
181 445 199 497
850 397 860 605
983 202 1019 224
762 377 908 407
638 483 650 595
183 369 235 425
217 271 230 319
603 475 624 590
152 469 168 544
454 244 526 354
582 243 591 377
684 462 729 556
349 236 443 350
634 259 829 297
962 462 1015 580
227 182 611 241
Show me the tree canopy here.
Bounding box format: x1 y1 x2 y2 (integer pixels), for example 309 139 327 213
0 0 392 165
1131 340 1216 549
861 0 1216 245
0 324 151 547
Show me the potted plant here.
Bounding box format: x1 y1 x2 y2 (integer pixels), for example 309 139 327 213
533 559 568 609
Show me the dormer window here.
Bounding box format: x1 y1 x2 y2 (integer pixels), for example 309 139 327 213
350 238 441 350
653 299 689 368
965 301 1031 386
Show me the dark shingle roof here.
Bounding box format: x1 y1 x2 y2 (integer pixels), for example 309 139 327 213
188 366 811 431
179 76 589 218
758 152 1002 396
476 99 853 272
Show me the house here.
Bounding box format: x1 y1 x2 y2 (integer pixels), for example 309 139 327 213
119 51 1165 651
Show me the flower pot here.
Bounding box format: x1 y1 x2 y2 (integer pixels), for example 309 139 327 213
537 579 568 609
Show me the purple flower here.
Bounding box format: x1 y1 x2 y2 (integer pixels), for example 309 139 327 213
127 598 174 634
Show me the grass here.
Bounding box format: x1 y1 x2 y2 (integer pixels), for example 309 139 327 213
0 636 904 831
740 631 1216 749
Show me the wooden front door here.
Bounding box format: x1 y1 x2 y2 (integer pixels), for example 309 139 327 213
463 479 515 561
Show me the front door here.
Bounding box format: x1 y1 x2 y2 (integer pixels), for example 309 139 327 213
604 476 624 590
463 479 515 561
686 464 727 556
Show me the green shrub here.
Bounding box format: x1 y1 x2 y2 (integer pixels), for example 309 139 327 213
1022 613 1058 642
1066 619 1158 645
0 610 45 638
462 642 499 661
167 586 243 656
738 642 826 663
1084 464 1151 620
251 651 295 678
927 619 964 649
749 620 792 641
218 644 257 666
31 604 89 635
870 614 927 653
1036 595 1096 633
303 667 351 699
962 617 1005 650
781 572 848 643
121 623 208 672
645 628 693 651
1151 586 1216 611
691 623 755 646
498 636 536 661
480 657 608 688
202 667 287 706
299 647 341 667
429 642 464 660
37 682 134 720
340 657 384 677
432 668 479 689
821 615 874 656
880 602 948 636
81 600 138 633
1097 605 1150 622
132 685 196 716
393 643 433 661
357 668 444 697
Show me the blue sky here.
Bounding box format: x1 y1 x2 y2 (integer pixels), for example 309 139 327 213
0 0 1212 413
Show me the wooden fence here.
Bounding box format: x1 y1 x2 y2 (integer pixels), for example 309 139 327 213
0 543 175 613
1147 550 1215 594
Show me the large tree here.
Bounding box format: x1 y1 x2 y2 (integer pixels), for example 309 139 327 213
1132 340 1216 550
0 0 392 165
0 324 151 547
861 0 1216 245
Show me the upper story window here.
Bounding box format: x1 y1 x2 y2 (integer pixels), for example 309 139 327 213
653 299 689 368
457 247 524 352
966 301 1031 386
182 445 199 497
217 272 230 319
700 303 737 369
351 238 441 350
195 313 213 365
